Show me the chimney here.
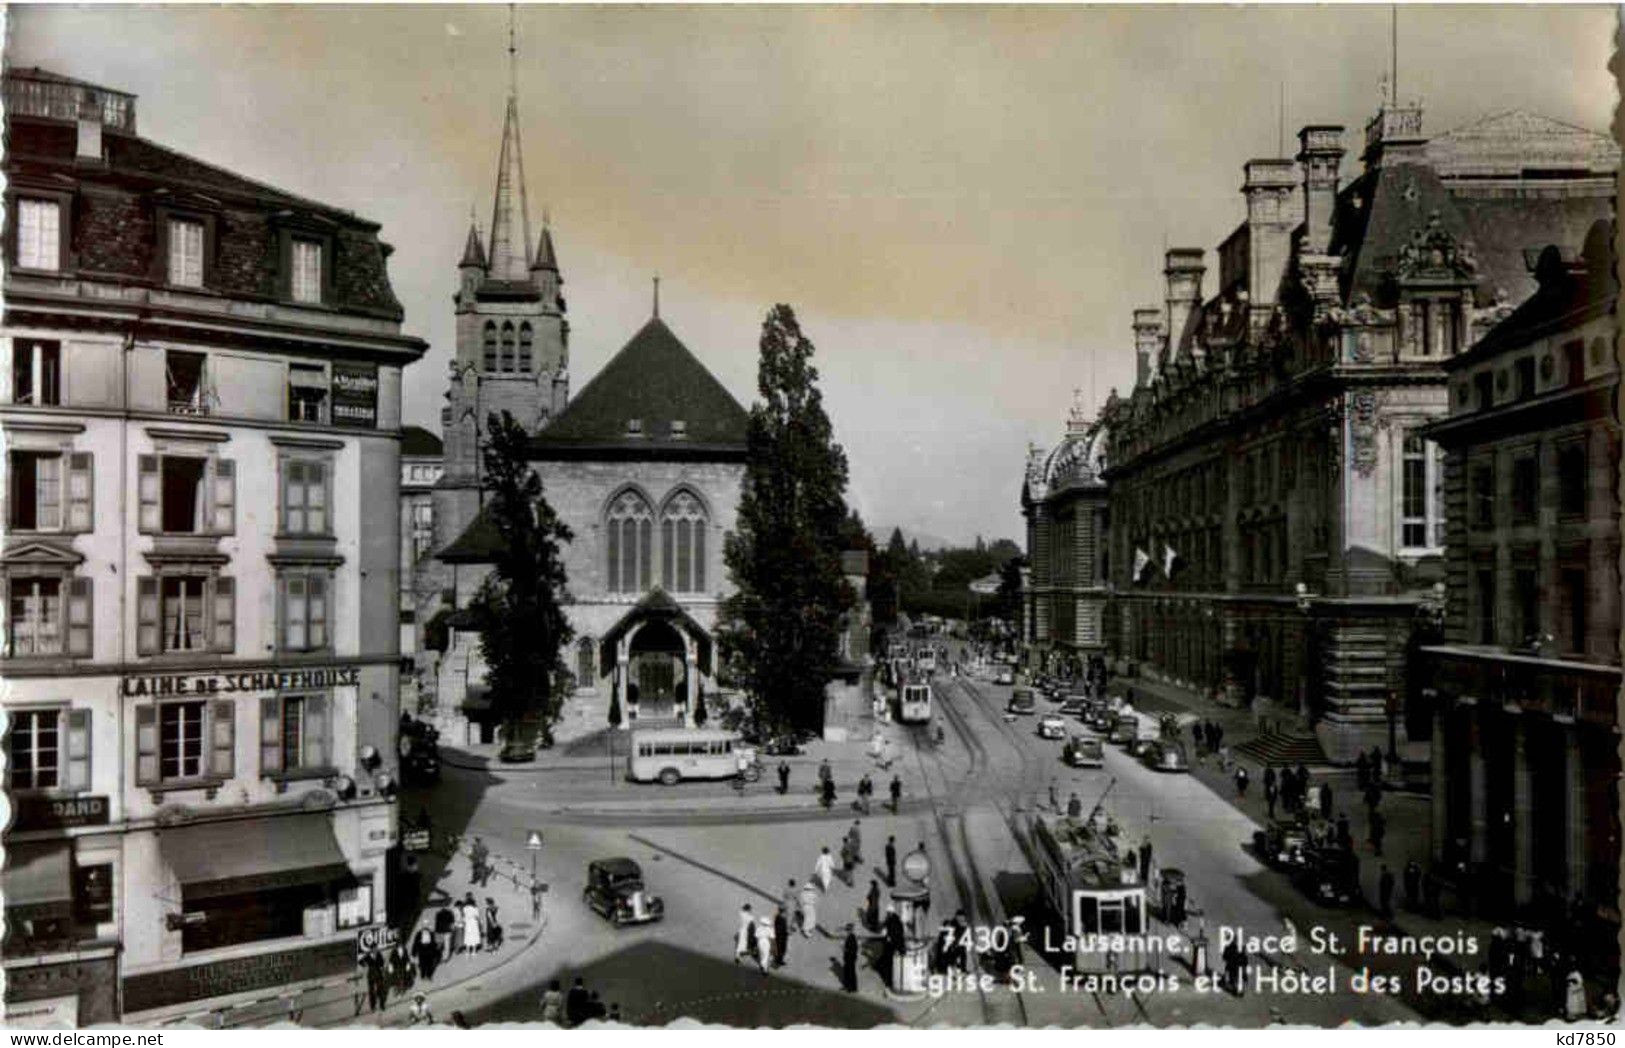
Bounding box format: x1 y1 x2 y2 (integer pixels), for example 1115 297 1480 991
1242 158 1300 340
1361 101 1426 171
74 90 104 166
1132 307 1163 388
1163 249 1206 368
1296 125 1345 257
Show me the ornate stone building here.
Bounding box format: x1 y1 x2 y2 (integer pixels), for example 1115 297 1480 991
1097 102 1616 762
1020 396 1110 674
1420 222 1619 923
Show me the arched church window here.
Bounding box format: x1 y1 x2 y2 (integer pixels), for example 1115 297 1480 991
518 323 534 372
661 491 708 593
482 322 498 371
606 491 653 594
500 322 516 373
577 636 596 685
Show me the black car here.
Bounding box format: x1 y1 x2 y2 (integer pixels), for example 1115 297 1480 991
583 858 665 926
1253 817 1314 870
1291 845 1362 908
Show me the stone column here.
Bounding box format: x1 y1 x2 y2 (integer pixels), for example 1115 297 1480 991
1430 704 1448 865
1467 712 1487 865
618 635 633 730
684 639 699 728
1511 716 1534 906
1564 723 1586 898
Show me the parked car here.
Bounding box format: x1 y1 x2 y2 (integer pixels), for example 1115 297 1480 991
1058 696 1089 717
1253 817 1314 869
1142 741 1190 773
995 667 1016 686
1127 736 1157 758
1037 714 1067 740
1062 734 1105 768
1007 688 1038 715
1107 719 1138 745
583 857 665 926
1291 845 1362 908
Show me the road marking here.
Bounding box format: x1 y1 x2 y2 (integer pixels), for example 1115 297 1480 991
626 833 780 905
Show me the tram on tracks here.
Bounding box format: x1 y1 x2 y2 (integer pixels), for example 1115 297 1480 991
897 678 933 724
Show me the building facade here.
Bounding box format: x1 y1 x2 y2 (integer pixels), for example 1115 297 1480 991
1020 398 1110 676
1 69 426 1023
1420 221 1619 926
431 81 747 736
397 425 442 714
1095 102 1616 762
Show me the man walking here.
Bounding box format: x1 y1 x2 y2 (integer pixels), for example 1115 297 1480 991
783 879 801 930
799 879 820 937
1234 765 1249 799
865 879 882 932
735 902 755 964
885 836 898 887
1369 810 1387 856
469 836 490 888
1137 837 1153 885
777 760 791 795
889 775 903 813
841 924 861 992
847 821 864 867
773 905 790 968
882 903 905 988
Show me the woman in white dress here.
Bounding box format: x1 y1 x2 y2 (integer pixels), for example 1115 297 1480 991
460 897 483 955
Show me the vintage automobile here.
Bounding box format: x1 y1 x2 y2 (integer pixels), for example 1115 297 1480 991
1127 736 1157 758
1291 845 1362 908
1038 714 1068 740
1141 741 1190 773
1007 688 1038 715
1058 695 1090 717
995 667 1016 686
583 857 666 926
1252 817 1314 869
1062 734 1105 768
1107 719 1138 745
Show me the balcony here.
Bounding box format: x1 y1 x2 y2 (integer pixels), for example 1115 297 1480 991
4 71 136 133
1422 643 1620 730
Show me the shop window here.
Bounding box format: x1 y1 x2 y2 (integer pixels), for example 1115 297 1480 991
165 350 209 416
12 339 60 406
16 198 61 271
259 693 332 777
135 699 233 787
279 570 330 653
138 454 234 534
281 458 331 536
288 364 328 423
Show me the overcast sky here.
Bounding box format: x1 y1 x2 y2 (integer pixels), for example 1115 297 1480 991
8 4 1615 544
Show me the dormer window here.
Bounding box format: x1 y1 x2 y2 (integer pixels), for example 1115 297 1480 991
291 239 324 304
16 198 61 272
626 419 643 435
167 218 205 287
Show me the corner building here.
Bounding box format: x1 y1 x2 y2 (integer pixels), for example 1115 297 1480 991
1096 102 1616 762
0 69 426 1023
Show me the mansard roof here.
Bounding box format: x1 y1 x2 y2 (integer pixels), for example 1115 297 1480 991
531 317 749 457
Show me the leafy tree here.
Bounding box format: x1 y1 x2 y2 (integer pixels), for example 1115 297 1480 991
692 689 709 727
993 554 1026 625
718 305 853 736
467 410 575 756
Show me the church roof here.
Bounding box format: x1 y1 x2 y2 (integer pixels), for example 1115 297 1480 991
401 425 443 457
532 317 749 458
532 224 559 272
460 224 487 268
437 505 504 564
486 95 534 283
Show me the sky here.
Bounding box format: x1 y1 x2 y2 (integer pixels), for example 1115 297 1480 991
7 4 1616 545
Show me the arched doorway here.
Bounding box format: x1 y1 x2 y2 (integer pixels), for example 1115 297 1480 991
629 619 687 722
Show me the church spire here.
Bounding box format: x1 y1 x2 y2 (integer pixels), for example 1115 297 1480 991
532 212 558 272
460 218 487 269
486 7 533 282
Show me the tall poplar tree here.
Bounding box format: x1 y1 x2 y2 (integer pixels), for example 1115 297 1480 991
718 305 853 736
468 410 575 758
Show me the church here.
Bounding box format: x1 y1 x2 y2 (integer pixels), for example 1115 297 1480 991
429 78 748 740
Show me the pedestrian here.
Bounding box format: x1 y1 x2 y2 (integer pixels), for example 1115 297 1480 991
1067 792 1083 818
433 903 455 962
889 775 902 813
1318 780 1333 820
819 758 833 787
864 878 882 932
483 897 503 951
882 903 905 988
777 760 791 795
1263 765 1277 795
450 1011 471 1029
1355 751 1369 791
754 915 774 974
459 894 483 955
885 836 898 887
933 920 955 974
1234 766 1249 799
1048 782 1060 811
735 902 756 963
565 976 590 1028
1265 779 1278 820
799 879 820 937
1137 837 1153 884
773 905 790 968
1564 967 1588 1021
587 991 607 1022
848 820 864 866
469 836 490 887
1222 940 1242 995
815 846 837 891
407 993 434 1027
821 776 837 810
412 923 440 982
362 949 388 1013
1379 865 1395 917
841 924 860 993
540 979 565 1024
783 878 801 929
1369 810 1386 856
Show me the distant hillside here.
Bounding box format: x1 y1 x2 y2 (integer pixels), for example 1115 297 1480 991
872 525 957 552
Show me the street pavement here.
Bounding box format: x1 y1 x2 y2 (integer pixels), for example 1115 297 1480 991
342 647 1549 1028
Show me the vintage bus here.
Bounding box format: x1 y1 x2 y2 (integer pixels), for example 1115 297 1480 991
898 680 933 724
627 728 758 786
1028 810 1152 971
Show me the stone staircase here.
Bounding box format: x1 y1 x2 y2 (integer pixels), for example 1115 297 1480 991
1233 728 1330 768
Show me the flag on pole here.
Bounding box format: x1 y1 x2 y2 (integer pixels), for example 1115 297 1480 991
1133 547 1151 582
1162 543 1179 577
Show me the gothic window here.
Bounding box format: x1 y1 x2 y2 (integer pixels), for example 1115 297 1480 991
576 636 596 685
606 491 653 594
661 491 709 593
482 322 498 371
500 322 516 373
518 323 534 372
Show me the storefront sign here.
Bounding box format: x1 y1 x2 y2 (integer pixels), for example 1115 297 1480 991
4 993 79 1029
355 924 398 960
121 665 359 698
13 793 109 831
122 939 354 1014
402 829 431 852
330 362 378 429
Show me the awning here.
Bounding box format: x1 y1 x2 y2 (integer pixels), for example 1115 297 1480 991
3 840 73 920
160 813 353 901
288 366 329 390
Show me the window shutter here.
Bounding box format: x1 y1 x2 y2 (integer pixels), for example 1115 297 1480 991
211 459 235 533
211 577 235 653
66 576 92 657
305 694 330 767
135 705 158 785
308 574 328 650
259 696 283 775
209 699 235 778
307 461 327 534
136 577 159 655
138 455 160 532
66 452 93 532
66 709 91 790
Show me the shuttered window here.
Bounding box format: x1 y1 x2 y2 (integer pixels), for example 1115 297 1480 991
280 570 330 653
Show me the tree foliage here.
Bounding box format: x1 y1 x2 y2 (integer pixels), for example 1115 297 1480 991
467 410 575 750
718 305 853 736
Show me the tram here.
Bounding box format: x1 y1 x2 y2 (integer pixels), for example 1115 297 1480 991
898 680 933 724
1027 786 1153 971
